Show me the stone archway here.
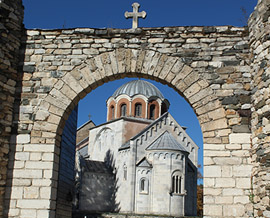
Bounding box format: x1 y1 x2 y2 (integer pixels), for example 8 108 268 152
5 27 253 218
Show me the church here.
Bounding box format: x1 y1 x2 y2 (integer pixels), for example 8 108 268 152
75 80 198 216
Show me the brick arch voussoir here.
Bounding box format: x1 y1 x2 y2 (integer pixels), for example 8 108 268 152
49 49 228 142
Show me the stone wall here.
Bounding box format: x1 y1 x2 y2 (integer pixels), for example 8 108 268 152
0 0 24 217
3 26 254 218
249 0 270 217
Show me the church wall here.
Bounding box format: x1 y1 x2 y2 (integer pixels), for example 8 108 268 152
88 120 124 162
123 120 150 143
79 172 114 212
0 0 24 217
248 1 270 217
3 22 260 217
117 149 133 213
76 120 95 144
135 167 152 214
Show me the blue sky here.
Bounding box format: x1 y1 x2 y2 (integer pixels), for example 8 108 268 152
22 0 258 180
23 0 257 29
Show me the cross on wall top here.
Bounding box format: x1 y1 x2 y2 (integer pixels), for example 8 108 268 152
125 2 147 29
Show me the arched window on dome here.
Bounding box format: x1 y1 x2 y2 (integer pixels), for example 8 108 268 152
149 104 156 120
121 104 127 117
171 171 182 194
110 106 115 119
135 103 142 117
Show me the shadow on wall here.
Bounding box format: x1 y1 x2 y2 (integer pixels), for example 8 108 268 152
73 150 120 218
104 150 120 213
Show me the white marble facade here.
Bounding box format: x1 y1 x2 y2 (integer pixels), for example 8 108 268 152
76 80 198 216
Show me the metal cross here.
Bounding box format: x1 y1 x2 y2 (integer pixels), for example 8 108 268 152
125 2 147 29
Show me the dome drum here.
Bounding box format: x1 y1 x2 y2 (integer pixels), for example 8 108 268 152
107 80 170 121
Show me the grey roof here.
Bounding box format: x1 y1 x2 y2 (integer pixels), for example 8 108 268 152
77 145 88 158
146 131 189 153
136 157 152 168
112 80 164 99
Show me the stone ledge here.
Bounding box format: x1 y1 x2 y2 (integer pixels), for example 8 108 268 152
72 212 200 218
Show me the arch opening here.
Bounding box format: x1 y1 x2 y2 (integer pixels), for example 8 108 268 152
56 76 203 218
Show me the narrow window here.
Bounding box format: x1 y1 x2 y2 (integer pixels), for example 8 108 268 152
172 171 181 194
139 178 149 194
121 104 127 117
111 106 115 119
123 164 127 180
149 104 156 120
141 179 145 191
135 103 142 117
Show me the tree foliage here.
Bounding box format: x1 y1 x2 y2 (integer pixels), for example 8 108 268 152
197 184 203 217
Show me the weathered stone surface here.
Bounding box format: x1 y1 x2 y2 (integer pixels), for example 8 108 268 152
0 1 268 216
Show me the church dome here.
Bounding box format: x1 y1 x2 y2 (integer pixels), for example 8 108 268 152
112 80 164 99
107 80 170 121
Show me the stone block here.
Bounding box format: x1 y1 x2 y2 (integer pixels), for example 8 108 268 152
229 133 251 144
234 196 249 204
42 153 55 161
215 196 233 204
8 209 20 217
21 209 37 218
208 108 226 120
204 188 222 196
204 144 225 150
32 179 54 187
44 170 58 180
35 110 50 121
204 178 215 187
204 165 221 177
204 157 214 165
233 165 253 177
24 187 39 199
222 188 243 196
225 143 242 150
15 152 29 161
10 187 23 199
216 178 235 187
202 118 228 132
16 199 51 209
12 179 31 186
236 178 251 189
204 196 214 204
30 153 42 161
231 150 250 157
221 166 232 177
17 134 30 144
204 150 230 157
24 144 55 152
213 157 242 165
223 204 245 216
204 205 222 216
37 210 55 217
40 187 57 199
13 169 42 179
25 161 53 170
